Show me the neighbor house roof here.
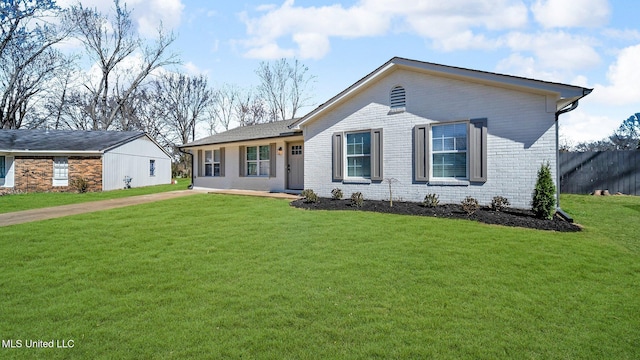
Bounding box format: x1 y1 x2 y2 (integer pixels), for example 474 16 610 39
0 129 146 154
181 118 301 148
291 57 593 129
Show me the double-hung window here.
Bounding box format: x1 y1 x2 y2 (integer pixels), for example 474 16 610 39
246 145 270 176
204 150 222 176
332 129 383 182
346 132 371 178
431 123 467 179
53 156 69 186
0 156 5 178
414 118 487 183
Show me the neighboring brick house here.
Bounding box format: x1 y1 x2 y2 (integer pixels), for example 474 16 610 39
181 57 592 209
0 130 172 192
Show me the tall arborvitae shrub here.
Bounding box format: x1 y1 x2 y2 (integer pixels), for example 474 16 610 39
531 162 556 219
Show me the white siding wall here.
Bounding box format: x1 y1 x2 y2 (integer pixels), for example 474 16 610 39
190 137 300 192
102 137 171 191
303 69 557 209
0 155 14 187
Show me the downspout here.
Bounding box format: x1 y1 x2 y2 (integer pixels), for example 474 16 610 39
178 147 194 190
554 100 580 222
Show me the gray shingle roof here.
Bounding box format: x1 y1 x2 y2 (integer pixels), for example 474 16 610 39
0 129 145 152
181 119 301 147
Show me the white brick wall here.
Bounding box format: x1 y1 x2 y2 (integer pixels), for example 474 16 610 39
303 69 557 209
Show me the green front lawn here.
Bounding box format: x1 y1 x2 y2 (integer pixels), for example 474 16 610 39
0 182 188 214
0 194 638 359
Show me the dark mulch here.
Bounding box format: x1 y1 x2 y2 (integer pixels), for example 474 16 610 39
291 198 581 232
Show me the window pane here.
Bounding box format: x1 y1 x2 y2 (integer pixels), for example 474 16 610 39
347 156 371 177
259 145 270 160
205 150 213 163
205 164 213 177
0 156 5 178
456 137 467 150
346 132 370 155
213 149 220 162
247 162 257 176
259 161 270 176
213 164 220 176
246 147 257 161
432 153 466 178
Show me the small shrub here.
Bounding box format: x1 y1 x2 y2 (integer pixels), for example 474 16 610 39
461 196 479 215
531 162 556 219
422 193 440 208
70 177 90 193
301 189 319 203
350 192 364 208
331 188 343 200
491 196 510 211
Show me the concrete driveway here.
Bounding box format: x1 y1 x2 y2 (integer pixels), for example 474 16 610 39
0 189 300 227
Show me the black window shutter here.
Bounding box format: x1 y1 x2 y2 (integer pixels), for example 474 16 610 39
332 132 344 181
469 118 488 183
197 149 203 177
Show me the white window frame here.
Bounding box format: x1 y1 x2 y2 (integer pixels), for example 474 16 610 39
204 150 221 177
149 159 156 177
430 122 468 180
53 156 68 186
246 145 270 177
345 131 371 180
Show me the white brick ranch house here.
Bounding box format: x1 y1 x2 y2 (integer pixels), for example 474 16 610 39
181 57 592 209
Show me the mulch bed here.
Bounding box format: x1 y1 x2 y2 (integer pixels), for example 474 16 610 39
291 198 582 232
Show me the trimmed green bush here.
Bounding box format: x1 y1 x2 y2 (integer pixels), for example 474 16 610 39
531 162 556 219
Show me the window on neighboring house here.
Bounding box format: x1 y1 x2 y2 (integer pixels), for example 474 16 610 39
390 85 406 110
414 118 487 183
332 129 383 182
53 157 68 180
247 145 270 176
0 156 5 178
149 159 156 176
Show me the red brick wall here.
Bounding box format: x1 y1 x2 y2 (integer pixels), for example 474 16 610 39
14 156 103 192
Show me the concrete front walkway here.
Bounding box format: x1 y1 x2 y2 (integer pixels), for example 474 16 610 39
0 189 299 227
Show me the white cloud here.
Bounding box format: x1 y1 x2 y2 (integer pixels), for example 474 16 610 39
183 62 209 76
559 108 619 143
591 44 640 106
531 0 610 28
58 0 184 39
238 0 528 59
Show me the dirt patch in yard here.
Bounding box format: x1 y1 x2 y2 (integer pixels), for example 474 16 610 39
291 198 581 232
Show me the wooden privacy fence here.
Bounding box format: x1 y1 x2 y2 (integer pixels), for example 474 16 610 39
559 151 640 195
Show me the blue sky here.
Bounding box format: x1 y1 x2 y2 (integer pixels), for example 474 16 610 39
60 0 640 144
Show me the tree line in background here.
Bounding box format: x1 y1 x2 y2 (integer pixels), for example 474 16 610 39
0 0 315 170
562 113 640 152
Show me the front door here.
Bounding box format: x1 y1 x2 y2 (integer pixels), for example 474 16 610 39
287 142 304 190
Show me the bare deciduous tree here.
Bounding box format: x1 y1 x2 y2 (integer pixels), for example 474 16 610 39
255 58 315 122
207 83 240 134
65 0 178 130
236 89 268 127
150 72 212 145
0 0 70 129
